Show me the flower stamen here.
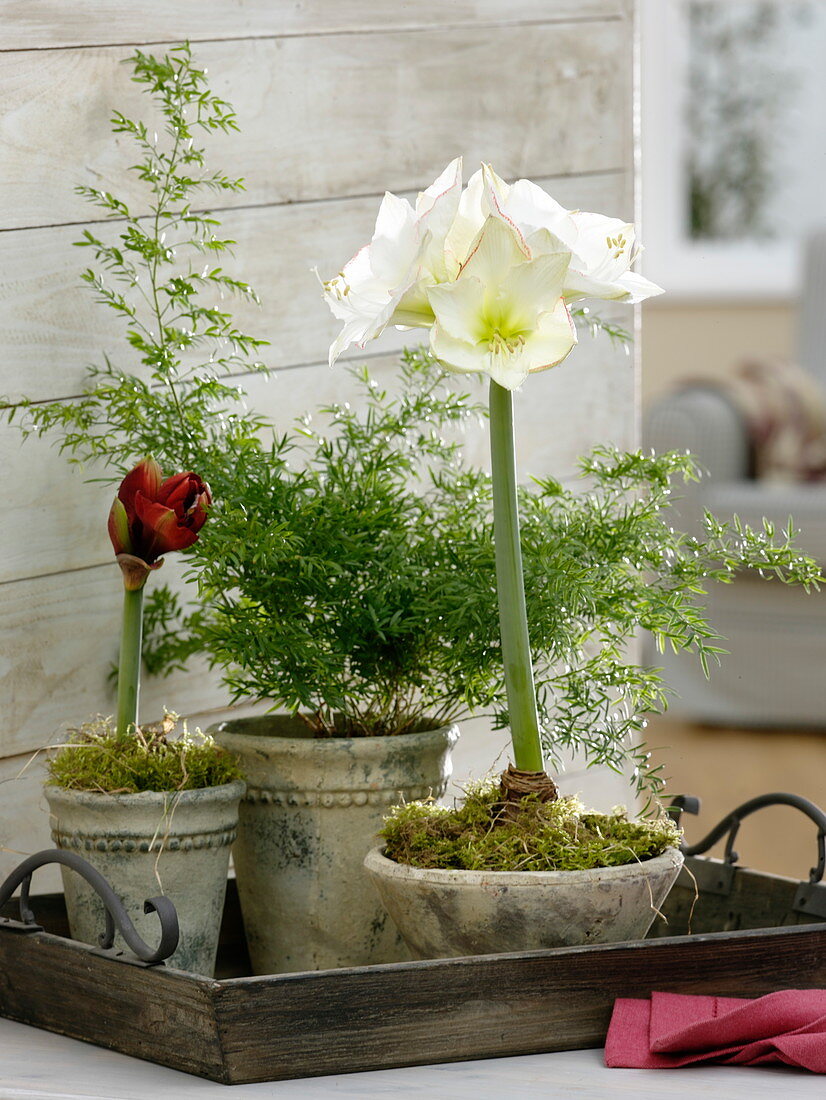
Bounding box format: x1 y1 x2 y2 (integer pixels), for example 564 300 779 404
324 274 350 300
488 331 526 357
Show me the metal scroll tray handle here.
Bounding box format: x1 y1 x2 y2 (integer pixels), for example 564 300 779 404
668 792 826 919
0 848 179 965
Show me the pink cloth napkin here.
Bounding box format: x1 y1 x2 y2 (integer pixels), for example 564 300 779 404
605 990 826 1072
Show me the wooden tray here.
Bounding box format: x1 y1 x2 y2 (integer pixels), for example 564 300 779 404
2 858 825 1085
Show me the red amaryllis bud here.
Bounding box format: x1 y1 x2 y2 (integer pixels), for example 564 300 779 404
108 458 212 585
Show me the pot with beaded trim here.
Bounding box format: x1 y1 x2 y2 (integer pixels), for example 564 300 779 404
44 780 245 975
211 715 459 974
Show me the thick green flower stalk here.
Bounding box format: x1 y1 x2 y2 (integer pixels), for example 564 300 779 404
116 585 145 738
488 382 543 771
108 458 211 734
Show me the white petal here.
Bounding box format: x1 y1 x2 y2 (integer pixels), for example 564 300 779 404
328 317 366 367
563 268 632 303
614 269 665 304
525 301 577 373
484 356 531 390
572 210 632 245
484 168 575 245
416 157 463 218
370 193 421 286
461 217 529 287
570 212 636 281
370 232 422 291
525 226 574 260
417 161 464 283
321 245 381 320
506 179 572 234
480 163 510 210
374 190 417 243
340 242 376 287
320 282 353 323
445 167 486 267
563 262 664 303
500 251 570 330
483 363 530 389
391 280 437 328
429 324 488 375
427 277 488 343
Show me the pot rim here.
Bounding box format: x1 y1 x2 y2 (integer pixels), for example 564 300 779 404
364 844 684 886
210 717 461 754
43 778 246 807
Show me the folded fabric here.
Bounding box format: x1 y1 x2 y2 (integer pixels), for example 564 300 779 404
605 989 826 1072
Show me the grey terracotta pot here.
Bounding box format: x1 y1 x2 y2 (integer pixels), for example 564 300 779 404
211 716 460 974
45 780 245 975
364 845 685 959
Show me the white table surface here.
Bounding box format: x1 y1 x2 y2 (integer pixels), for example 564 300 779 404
0 1017 822 1100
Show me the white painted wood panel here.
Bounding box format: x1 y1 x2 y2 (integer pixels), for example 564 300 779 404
1 289 632 587
0 751 58 891
0 24 629 231
1 2 629 51
0 171 626 401
0 557 238 760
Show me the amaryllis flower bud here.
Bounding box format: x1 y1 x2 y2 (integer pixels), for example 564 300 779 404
108 458 212 589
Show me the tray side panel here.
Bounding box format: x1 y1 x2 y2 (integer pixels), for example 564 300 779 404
213 924 826 1083
0 929 227 1083
656 861 821 936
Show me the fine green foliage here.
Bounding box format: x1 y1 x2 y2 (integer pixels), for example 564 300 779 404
380 784 682 871
139 353 821 802
516 447 822 799
47 715 243 794
2 42 268 481
169 350 492 736
570 306 632 348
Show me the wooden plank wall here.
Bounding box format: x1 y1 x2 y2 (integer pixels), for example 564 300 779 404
0 1 637 888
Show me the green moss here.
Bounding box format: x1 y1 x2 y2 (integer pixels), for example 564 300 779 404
47 715 244 794
381 783 681 872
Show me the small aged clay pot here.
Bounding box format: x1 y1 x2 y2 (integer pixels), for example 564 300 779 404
363 846 685 959
212 715 460 974
45 780 245 975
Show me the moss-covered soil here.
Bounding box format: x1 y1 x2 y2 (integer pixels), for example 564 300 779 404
47 715 243 794
381 783 681 873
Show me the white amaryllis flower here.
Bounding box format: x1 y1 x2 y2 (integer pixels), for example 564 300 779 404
427 216 577 391
319 158 660 380
479 165 663 304
320 159 463 365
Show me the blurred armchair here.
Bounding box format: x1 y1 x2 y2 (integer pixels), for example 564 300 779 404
643 231 826 728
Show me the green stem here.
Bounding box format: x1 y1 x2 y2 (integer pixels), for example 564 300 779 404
149 92 189 446
489 380 544 772
116 585 144 736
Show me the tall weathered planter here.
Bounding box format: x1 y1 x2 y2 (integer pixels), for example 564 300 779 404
44 781 244 975
212 716 459 974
